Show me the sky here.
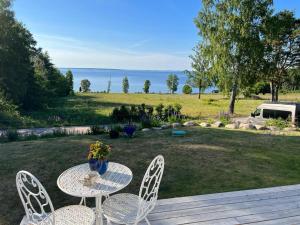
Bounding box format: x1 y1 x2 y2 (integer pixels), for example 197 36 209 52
12 0 300 71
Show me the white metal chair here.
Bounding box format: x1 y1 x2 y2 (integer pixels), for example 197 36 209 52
102 155 165 225
16 170 95 225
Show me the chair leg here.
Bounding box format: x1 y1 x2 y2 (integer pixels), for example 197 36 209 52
79 197 86 206
145 217 151 225
107 219 112 225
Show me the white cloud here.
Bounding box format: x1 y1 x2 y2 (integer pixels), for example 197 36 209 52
33 33 191 70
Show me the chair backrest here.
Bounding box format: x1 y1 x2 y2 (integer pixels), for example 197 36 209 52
137 155 165 220
16 171 55 225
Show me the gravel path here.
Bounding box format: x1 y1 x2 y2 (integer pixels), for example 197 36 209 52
0 126 91 137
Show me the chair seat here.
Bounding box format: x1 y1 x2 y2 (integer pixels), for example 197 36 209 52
103 193 148 224
20 205 95 225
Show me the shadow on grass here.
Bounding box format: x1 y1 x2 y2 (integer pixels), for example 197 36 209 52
22 95 140 128
1 127 300 224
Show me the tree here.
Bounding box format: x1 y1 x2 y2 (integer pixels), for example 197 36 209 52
143 80 151 94
262 11 300 102
0 0 37 108
166 74 179 94
65 70 74 95
80 79 91 92
186 45 212 99
195 0 272 114
122 76 129 93
182 84 192 94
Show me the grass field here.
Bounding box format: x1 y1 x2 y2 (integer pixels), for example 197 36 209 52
18 92 300 128
1 127 300 225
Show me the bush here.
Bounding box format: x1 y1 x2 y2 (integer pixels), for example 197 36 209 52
151 118 162 127
168 115 182 123
6 129 19 142
266 118 290 129
141 117 152 128
182 84 192 94
109 130 119 139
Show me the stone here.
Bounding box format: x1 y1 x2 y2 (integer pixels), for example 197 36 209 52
211 121 224 128
161 124 171 129
225 123 238 129
255 124 269 130
239 123 256 130
183 121 198 127
268 126 280 131
172 123 181 128
153 127 162 130
142 128 151 132
199 122 210 128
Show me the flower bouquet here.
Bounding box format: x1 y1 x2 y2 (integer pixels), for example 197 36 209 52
88 141 111 175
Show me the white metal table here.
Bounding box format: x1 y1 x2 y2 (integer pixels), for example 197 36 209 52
57 162 133 225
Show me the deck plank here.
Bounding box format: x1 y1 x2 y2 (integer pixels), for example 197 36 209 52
148 184 300 225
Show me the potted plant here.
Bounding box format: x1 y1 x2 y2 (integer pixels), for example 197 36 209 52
109 129 119 139
87 141 111 175
123 123 136 137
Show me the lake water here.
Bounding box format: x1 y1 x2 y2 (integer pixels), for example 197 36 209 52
59 68 214 93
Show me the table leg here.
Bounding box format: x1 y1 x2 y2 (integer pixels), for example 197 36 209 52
95 196 103 225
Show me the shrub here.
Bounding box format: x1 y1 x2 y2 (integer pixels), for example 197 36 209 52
109 130 119 139
266 118 290 129
141 117 152 128
111 105 130 122
182 84 192 94
168 115 182 123
6 129 19 142
155 104 164 119
151 118 162 127
207 118 215 124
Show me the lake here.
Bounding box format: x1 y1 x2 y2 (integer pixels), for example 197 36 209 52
59 68 215 93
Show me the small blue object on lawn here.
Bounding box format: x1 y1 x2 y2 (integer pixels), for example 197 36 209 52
172 130 187 137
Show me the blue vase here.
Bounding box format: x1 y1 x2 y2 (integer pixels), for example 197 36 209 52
88 158 98 171
97 160 109 175
124 125 136 137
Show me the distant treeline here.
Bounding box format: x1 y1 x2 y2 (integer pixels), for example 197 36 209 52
0 0 73 111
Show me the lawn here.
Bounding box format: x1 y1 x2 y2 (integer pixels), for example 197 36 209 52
19 92 300 128
1 127 300 225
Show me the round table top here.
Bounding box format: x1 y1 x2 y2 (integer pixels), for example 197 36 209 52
57 162 133 198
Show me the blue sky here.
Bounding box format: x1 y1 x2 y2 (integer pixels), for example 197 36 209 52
13 0 300 70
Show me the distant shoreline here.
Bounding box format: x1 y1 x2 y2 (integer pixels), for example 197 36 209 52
59 67 185 73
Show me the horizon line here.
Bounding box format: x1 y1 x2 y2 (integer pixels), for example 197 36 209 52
58 67 187 72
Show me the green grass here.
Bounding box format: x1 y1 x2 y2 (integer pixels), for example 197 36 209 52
16 92 300 128
1 127 300 225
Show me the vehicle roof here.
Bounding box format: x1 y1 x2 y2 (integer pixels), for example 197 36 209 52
262 101 300 106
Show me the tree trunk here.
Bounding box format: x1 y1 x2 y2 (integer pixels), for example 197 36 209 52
270 82 276 102
228 81 238 115
275 85 279 102
198 87 201 99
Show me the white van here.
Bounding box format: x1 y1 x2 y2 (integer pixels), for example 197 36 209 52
251 102 300 125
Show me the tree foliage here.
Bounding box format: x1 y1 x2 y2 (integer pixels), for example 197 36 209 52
122 76 129 93
195 0 272 114
182 84 192 94
186 44 213 99
143 80 151 94
80 79 91 92
166 74 179 94
0 1 71 109
65 70 74 95
262 11 300 101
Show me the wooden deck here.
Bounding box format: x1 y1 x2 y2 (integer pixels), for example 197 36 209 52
145 184 300 225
